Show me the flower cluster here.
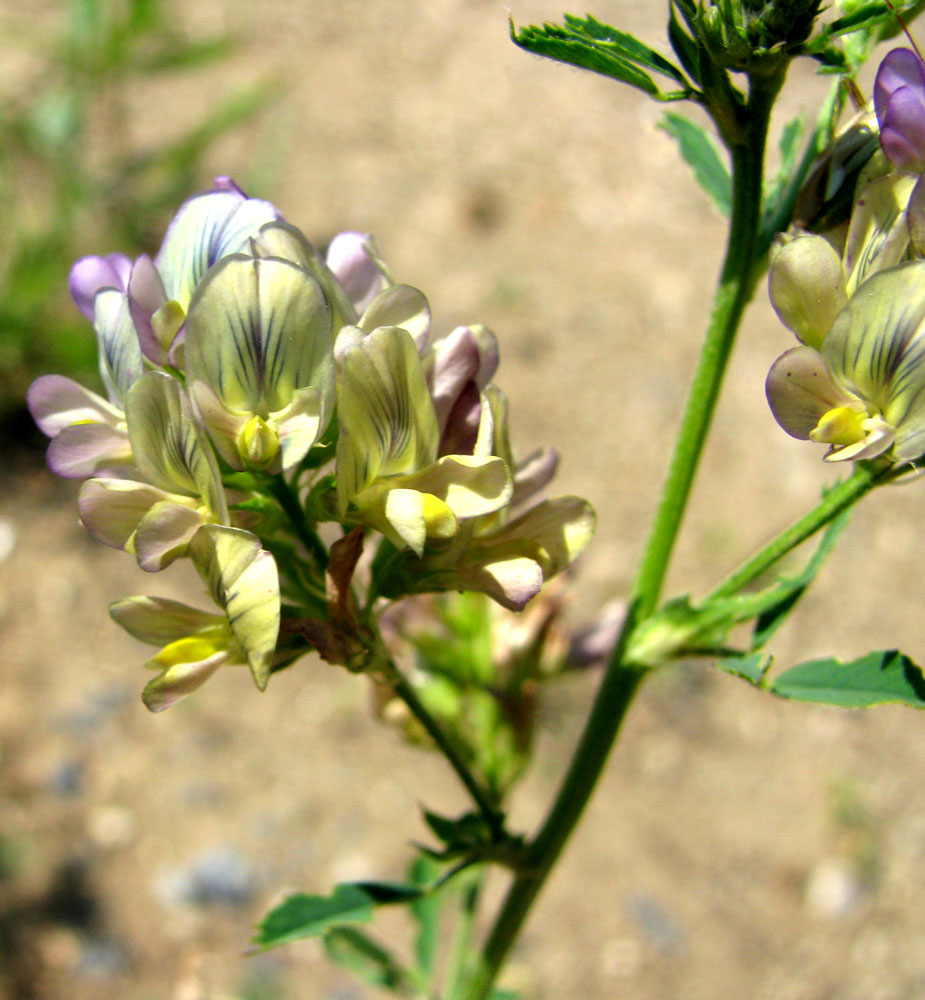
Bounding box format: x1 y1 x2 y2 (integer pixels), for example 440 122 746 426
29 178 594 710
766 47 925 465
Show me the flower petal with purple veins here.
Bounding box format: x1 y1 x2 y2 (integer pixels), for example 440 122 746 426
141 650 230 712
93 287 145 404
126 373 227 522
154 183 280 310
79 478 176 549
47 423 133 478
27 375 124 438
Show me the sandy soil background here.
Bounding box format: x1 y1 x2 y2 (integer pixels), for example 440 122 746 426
3 1 925 998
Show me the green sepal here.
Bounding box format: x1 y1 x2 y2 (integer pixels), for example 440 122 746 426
304 473 338 523
510 17 693 101
420 808 523 866
769 650 925 707
228 494 278 516
659 112 731 216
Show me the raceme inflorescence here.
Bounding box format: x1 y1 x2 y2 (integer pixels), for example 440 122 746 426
29 177 594 711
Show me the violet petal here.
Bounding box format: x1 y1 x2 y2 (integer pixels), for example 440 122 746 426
69 253 132 321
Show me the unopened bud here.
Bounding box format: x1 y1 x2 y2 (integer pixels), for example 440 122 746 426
238 415 280 468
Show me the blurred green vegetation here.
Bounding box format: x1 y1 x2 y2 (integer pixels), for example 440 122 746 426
0 0 279 416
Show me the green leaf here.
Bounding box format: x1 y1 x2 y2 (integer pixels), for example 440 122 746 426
512 20 658 95
770 650 925 707
668 3 702 87
255 884 376 948
877 0 925 41
351 880 426 905
715 651 773 685
323 928 415 994
510 18 693 101
561 14 687 83
659 112 730 216
802 0 923 69
774 116 805 189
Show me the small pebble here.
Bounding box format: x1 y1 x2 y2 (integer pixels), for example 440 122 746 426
0 517 17 563
86 806 136 850
627 891 685 954
156 846 258 908
804 858 864 917
49 759 84 796
79 938 130 978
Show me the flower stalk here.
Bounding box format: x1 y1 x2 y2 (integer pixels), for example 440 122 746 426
462 64 788 1000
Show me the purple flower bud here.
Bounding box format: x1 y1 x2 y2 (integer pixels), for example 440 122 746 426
326 232 382 312
874 47 925 172
211 175 247 196
127 254 169 364
68 253 132 321
428 325 499 455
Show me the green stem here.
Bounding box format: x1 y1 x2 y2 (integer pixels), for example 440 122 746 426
444 869 482 999
379 657 504 834
266 475 329 572
631 71 784 620
461 67 787 1000
706 460 891 602
463 646 643 1000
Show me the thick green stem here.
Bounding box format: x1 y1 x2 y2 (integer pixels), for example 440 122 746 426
460 68 786 1000
707 460 891 602
632 72 784 620
379 657 504 834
